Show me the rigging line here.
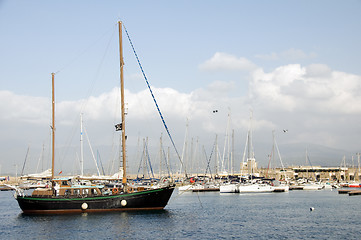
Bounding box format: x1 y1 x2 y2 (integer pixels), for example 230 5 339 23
57 29 116 171
123 23 186 177
53 28 115 168
36 143 45 173
274 136 285 170
204 138 217 177
136 144 144 179
54 25 115 75
170 184 204 209
84 126 101 176
162 148 172 176
133 135 142 178
137 138 146 178
203 146 210 176
21 145 30 176
145 138 155 178
79 27 117 114
196 192 204 209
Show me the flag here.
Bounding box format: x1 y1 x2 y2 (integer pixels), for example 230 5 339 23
59 171 62 175
115 123 122 131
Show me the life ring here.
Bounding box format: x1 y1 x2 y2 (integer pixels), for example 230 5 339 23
112 188 119 194
81 202 88 210
121 200 127 206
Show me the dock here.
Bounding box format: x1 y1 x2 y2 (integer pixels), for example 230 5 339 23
0 185 13 191
192 188 220 192
338 189 352 194
348 190 361 196
274 188 287 192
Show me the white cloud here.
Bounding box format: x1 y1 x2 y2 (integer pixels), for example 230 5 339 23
2 62 361 130
2 62 361 173
255 48 317 61
305 64 332 78
281 48 317 60
249 64 305 111
324 71 361 113
2 63 361 142
249 63 361 114
0 90 50 124
199 52 257 72
206 81 236 95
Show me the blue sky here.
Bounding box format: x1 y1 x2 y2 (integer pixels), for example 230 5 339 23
2 1 360 96
1 1 361 175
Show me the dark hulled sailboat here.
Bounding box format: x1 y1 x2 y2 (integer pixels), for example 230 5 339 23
16 181 175 214
15 21 175 214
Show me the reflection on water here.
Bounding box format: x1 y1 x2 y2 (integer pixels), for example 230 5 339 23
13 205 175 239
2 189 361 239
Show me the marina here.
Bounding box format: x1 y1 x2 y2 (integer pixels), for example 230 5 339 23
1 1 361 239
1 188 361 239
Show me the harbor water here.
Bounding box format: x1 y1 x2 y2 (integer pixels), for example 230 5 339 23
1 189 360 239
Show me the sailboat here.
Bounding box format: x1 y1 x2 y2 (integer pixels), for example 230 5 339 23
300 149 322 190
14 21 175 214
238 111 274 193
267 130 289 192
219 113 240 193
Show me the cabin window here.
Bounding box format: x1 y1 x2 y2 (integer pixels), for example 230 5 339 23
82 189 89 195
62 181 68 186
73 189 80 195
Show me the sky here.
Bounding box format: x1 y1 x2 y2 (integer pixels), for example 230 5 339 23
1 0 361 176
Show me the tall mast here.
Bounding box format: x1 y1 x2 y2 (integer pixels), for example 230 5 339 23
80 113 84 176
118 21 127 184
247 111 254 160
247 110 255 177
51 72 55 181
231 129 234 175
215 134 218 175
159 133 163 178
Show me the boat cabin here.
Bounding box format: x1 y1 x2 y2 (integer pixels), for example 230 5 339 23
31 178 103 197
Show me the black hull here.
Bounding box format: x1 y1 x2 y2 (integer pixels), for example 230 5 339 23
16 186 174 214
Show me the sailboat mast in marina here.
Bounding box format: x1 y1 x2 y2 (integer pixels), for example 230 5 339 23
51 72 55 182
14 21 175 214
119 21 127 186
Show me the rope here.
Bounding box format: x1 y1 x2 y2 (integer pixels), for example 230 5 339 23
123 24 186 177
168 185 204 209
54 25 115 75
204 137 217 177
145 139 155 178
54 27 116 172
136 150 143 178
162 148 172 176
